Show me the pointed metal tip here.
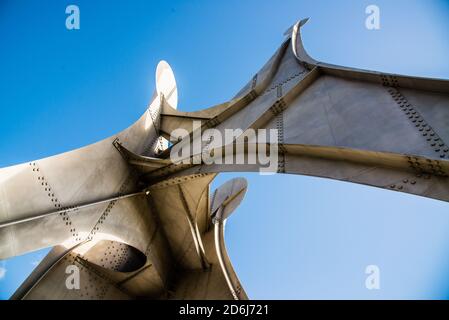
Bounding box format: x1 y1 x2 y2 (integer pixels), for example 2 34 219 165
283 18 310 36
299 17 310 27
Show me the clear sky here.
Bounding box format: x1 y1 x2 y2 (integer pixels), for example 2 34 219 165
1 0 449 299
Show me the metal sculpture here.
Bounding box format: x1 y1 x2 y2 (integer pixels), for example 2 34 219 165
1 19 448 299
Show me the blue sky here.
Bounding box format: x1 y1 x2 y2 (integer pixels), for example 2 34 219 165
1 0 449 299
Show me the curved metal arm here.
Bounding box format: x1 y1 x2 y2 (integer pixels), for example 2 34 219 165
213 208 247 300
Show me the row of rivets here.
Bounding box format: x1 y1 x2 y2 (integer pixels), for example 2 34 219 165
269 98 287 117
30 162 81 241
99 241 128 271
74 256 110 299
380 74 399 87
274 105 286 173
406 156 447 177
87 174 134 241
149 173 210 190
206 116 221 128
389 172 425 191
387 88 449 159
263 70 307 95
243 89 258 105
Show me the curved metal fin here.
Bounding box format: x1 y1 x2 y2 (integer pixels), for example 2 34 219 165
210 177 248 222
291 18 317 65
